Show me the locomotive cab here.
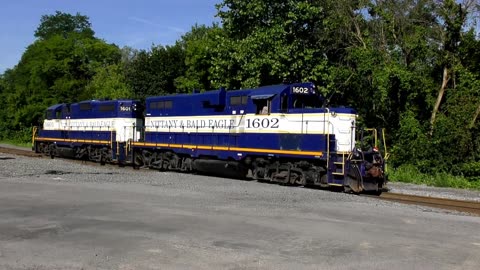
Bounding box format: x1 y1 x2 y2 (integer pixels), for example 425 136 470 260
43 104 66 129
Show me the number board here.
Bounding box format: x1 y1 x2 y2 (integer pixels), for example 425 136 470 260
291 86 311 95
120 106 131 112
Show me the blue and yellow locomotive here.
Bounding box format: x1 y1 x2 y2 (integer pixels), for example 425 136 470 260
33 82 386 193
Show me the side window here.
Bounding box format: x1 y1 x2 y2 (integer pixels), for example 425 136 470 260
149 101 173 110
254 99 270 115
241 96 248 105
80 103 92 111
150 101 161 110
230 96 241 106
230 96 248 106
99 104 115 112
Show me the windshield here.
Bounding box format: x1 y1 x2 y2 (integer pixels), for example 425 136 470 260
292 95 322 109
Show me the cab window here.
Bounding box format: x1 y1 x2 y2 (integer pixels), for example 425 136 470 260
254 99 270 115
45 110 54 120
292 95 322 109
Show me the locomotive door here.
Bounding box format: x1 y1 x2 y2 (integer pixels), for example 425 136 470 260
62 105 71 139
228 95 248 148
231 113 246 147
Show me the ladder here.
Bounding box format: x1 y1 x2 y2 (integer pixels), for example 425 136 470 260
332 152 346 176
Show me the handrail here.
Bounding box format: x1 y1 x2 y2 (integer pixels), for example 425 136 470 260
32 126 38 148
364 128 378 148
382 128 389 173
326 108 330 168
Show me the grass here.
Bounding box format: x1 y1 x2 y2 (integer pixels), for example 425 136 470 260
389 164 480 190
0 139 32 148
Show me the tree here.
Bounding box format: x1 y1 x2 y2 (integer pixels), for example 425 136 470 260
125 43 186 99
340 0 440 129
430 0 479 133
212 0 333 89
34 11 94 40
175 24 223 91
85 64 132 99
0 11 121 137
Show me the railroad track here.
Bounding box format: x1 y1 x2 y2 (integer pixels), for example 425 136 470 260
1 144 479 216
376 192 480 216
0 145 41 158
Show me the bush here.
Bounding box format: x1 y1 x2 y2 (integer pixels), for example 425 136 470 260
389 164 480 190
462 162 480 182
0 126 33 146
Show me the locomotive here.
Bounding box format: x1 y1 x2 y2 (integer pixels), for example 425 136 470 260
33 82 387 194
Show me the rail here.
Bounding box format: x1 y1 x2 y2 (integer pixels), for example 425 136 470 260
372 192 480 216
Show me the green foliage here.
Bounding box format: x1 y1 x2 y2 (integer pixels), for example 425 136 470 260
390 164 480 189
86 64 132 99
125 43 186 99
35 11 94 40
175 24 223 92
462 162 480 181
391 111 430 167
0 11 121 142
0 127 33 146
0 140 32 148
212 0 334 89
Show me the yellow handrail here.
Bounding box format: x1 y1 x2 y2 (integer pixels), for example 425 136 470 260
364 128 378 148
382 129 389 173
32 126 38 148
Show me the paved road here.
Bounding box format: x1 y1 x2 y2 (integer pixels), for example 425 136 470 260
0 155 479 269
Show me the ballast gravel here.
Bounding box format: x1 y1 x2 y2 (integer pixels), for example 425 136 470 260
0 153 372 207
1 143 479 204
388 182 480 202
0 152 476 215
1 153 480 270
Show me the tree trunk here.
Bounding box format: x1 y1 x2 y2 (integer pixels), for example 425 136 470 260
430 66 450 134
470 103 480 129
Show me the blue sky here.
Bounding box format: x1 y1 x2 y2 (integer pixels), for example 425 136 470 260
0 0 220 73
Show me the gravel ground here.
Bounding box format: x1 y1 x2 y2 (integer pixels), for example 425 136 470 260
388 182 480 202
0 152 480 269
0 151 474 211
0 153 379 208
2 143 479 202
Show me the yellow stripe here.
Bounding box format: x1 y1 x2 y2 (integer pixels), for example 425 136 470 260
36 137 324 156
35 137 110 144
132 142 323 157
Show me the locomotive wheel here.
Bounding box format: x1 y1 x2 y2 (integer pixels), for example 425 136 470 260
37 142 47 155
133 150 144 167
48 144 57 159
294 173 306 186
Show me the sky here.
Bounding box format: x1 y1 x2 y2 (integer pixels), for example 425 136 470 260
0 0 221 73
